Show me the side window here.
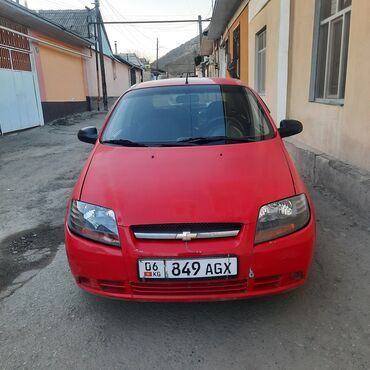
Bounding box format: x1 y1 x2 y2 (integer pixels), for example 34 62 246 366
255 27 266 95
312 0 351 102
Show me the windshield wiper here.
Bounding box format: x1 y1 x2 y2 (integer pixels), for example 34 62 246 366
101 139 148 147
176 136 257 144
102 136 257 147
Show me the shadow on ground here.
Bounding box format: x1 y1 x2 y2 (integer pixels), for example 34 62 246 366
0 225 64 293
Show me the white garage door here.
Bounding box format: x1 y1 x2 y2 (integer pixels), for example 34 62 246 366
0 21 43 134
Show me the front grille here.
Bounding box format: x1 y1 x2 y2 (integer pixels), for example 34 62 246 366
131 223 242 240
132 223 242 234
130 279 248 296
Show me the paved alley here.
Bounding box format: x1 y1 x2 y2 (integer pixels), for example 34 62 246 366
0 115 369 369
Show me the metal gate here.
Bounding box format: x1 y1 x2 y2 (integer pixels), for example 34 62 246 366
0 18 43 134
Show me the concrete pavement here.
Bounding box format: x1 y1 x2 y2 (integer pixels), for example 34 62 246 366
0 114 369 369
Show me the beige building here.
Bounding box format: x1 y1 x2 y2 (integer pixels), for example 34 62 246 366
202 1 250 81
203 0 370 214
206 0 370 170
38 9 134 112
287 0 370 172
247 0 370 173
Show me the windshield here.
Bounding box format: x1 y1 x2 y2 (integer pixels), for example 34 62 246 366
102 85 275 146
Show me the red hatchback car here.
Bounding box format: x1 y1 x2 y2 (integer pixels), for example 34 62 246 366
65 78 316 302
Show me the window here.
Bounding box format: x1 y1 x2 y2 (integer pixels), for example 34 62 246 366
313 0 351 101
255 27 266 95
130 68 136 86
232 25 240 79
0 17 31 71
102 85 274 146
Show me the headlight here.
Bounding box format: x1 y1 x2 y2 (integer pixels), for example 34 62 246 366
255 194 310 244
68 200 120 246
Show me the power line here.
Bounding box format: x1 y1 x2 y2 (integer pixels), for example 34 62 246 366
91 19 211 24
137 26 197 33
206 0 214 18
104 0 155 40
101 1 147 48
95 1 210 60
102 0 190 60
103 0 156 44
115 13 210 17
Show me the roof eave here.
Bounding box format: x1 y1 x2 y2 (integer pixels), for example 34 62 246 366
208 0 242 40
0 0 92 47
116 53 145 70
113 54 134 67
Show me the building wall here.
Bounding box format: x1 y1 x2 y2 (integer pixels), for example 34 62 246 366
218 42 226 78
226 5 249 83
135 68 142 85
248 0 280 120
287 0 370 171
109 59 131 95
143 70 152 82
31 31 88 122
32 32 86 102
84 50 130 101
208 53 218 78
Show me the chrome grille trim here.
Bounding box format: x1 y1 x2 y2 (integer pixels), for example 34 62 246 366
193 230 240 239
134 229 240 240
134 232 177 240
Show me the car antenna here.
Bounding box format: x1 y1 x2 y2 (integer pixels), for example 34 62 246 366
185 72 189 85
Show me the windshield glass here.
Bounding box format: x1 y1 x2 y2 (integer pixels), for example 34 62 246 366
102 85 275 146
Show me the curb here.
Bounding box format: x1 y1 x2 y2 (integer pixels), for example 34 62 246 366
47 110 107 126
284 138 370 218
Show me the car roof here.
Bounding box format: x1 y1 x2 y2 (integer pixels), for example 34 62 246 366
130 77 247 90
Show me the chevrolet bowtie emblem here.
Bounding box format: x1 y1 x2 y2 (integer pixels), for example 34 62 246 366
176 231 197 241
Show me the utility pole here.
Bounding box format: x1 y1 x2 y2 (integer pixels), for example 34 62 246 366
114 41 117 54
156 37 159 80
94 23 101 111
95 0 108 111
198 15 204 77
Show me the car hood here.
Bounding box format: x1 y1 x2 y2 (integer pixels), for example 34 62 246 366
81 139 295 226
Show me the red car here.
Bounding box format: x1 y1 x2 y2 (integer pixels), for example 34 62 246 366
65 78 316 302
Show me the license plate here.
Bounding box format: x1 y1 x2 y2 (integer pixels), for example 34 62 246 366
138 257 238 280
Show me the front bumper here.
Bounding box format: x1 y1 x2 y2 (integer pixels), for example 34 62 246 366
64 218 315 302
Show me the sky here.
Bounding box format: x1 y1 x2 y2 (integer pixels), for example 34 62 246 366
25 0 213 61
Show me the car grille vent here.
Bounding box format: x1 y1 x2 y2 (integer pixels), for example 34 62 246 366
252 275 282 290
98 280 126 294
131 223 242 240
131 279 248 296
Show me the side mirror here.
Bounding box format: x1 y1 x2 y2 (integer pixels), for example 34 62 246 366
78 126 98 144
278 120 303 138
